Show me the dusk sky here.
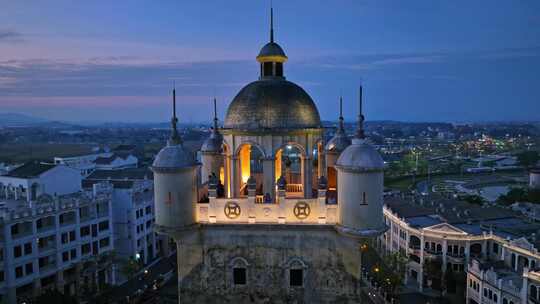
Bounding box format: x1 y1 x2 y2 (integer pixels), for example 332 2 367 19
1 1 539 123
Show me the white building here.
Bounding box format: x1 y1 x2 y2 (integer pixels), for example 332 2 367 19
54 148 138 177
381 194 540 304
84 168 164 280
54 149 112 177
0 162 115 303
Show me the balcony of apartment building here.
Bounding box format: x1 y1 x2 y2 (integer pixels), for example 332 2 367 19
36 215 56 235
79 205 97 223
59 211 76 227
424 242 443 257
96 201 109 219
470 243 483 259
447 244 466 263
38 255 57 276
408 235 422 255
37 235 56 255
10 221 33 240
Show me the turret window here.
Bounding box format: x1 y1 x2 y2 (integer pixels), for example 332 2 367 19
263 62 273 77
275 62 283 77
361 192 368 205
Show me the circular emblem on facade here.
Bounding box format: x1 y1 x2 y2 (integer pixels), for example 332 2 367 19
293 202 311 220
224 202 241 219
263 208 272 217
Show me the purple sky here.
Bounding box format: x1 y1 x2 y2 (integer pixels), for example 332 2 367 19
1 0 539 123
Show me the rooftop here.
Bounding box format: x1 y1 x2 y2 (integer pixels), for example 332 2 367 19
3 162 56 178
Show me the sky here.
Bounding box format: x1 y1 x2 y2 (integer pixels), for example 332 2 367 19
0 0 539 123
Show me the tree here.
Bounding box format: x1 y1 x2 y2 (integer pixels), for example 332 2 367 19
498 187 528 205
120 257 142 280
517 151 540 168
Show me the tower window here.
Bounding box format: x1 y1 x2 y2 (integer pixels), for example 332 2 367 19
233 267 246 285
289 269 303 287
263 62 273 76
275 62 283 76
361 192 368 205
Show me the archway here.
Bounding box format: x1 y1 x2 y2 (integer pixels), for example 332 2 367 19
275 143 305 198
238 143 264 197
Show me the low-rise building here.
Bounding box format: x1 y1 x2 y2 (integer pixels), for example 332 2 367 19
84 168 170 282
0 163 115 303
380 193 540 301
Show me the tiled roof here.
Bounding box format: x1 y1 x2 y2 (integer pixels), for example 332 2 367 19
4 162 56 178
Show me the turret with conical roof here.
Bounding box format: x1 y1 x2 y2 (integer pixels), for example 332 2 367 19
151 87 199 232
335 85 386 237
201 98 225 186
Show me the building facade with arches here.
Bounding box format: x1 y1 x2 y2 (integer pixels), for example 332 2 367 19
152 7 387 303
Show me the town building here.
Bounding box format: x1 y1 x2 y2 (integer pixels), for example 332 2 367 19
381 193 540 304
54 146 139 177
83 168 168 281
0 162 115 303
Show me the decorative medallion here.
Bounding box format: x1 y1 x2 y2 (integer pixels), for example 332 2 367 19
263 208 272 217
224 202 241 219
293 202 311 220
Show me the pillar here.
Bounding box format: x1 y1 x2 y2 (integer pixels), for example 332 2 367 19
419 234 425 292
231 156 239 198
262 157 275 201
302 156 313 198
442 238 448 272
224 153 230 198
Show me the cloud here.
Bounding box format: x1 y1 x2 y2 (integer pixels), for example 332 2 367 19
0 29 23 42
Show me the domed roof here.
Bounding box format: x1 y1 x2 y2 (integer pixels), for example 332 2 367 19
325 131 351 153
152 144 197 170
201 130 223 153
257 42 287 60
224 79 322 130
335 138 384 172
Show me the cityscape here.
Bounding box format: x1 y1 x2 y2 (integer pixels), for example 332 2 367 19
1 1 540 304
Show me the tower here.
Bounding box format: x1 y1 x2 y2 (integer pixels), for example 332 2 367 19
151 87 199 231
335 85 386 236
201 98 224 187
325 96 352 190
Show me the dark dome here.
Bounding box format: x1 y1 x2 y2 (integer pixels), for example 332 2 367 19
224 79 321 130
257 42 287 59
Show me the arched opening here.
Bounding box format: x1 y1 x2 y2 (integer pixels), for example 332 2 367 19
409 235 421 250
531 285 538 300
470 243 482 258
229 257 249 286
275 144 304 198
238 143 264 197
518 255 529 271
511 253 517 269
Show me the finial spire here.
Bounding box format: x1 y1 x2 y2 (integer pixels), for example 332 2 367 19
270 1 274 43
168 83 181 145
213 97 219 131
338 96 345 132
355 85 366 139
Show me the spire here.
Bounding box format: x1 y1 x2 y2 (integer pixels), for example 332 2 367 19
270 1 274 43
168 84 181 145
212 97 219 131
355 85 365 139
338 96 345 132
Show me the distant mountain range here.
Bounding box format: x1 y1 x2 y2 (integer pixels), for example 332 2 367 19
0 113 78 128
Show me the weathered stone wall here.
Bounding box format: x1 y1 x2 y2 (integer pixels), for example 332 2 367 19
175 225 369 304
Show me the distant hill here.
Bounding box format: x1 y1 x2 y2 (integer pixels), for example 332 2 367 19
0 113 48 126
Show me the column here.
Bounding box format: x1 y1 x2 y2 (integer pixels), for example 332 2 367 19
230 156 239 198
223 153 230 198
442 238 448 272
56 269 65 292
419 234 425 292
318 145 326 178
302 156 313 198
262 157 275 201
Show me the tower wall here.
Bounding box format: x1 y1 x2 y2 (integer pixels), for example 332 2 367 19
153 168 197 229
337 169 384 231
201 153 223 185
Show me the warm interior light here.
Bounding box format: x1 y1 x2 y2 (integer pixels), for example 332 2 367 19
240 145 251 183
275 149 282 181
